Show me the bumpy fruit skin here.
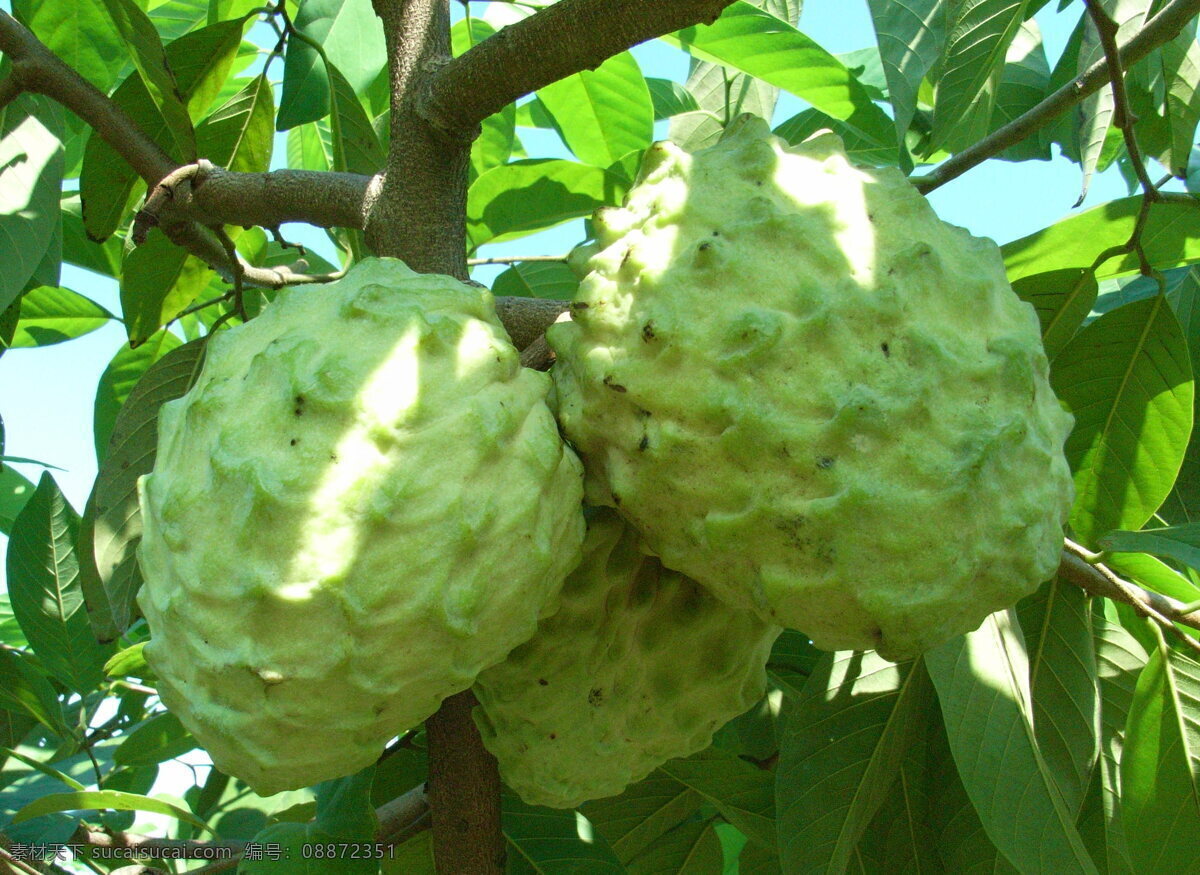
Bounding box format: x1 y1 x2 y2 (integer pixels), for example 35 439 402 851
548 117 1074 661
473 508 780 808
137 257 585 795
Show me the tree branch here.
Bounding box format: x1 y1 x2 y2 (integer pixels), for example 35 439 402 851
0 10 173 184
1059 540 1200 655
914 0 1200 194
71 828 244 861
422 0 736 138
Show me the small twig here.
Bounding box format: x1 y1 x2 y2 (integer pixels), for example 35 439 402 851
172 292 235 324
1084 0 1158 199
0 846 43 875
1059 539 1200 655
467 254 569 266
112 681 158 697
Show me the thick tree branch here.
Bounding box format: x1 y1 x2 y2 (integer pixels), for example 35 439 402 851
915 0 1200 194
0 11 173 184
493 297 569 350
423 0 735 137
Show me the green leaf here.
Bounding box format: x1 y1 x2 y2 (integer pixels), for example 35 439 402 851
104 642 150 679
1002 197 1200 284
328 60 384 177
1050 296 1194 545
0 95 66 315
80 19 246 241
989 20 1053 161
86 338 206 635
98 0 196 157
10 286 115 348
287 120 334 173
855 738 944 873
1010 268 1099 360
13 788 212 832
1017 579 1099 817
773 108 900 166
61 194 122 278
1163 267 1200 522
196 73 275 173
1100 523 1200 573
1 748 88 792
468 159 632 249
277 0 387 130
669 2 895 147
491 262 578 301
382 831 435 873
1120 634 1200 869
120 233 211 344
670 52 781 152
7 473 111 694
625 817 724 874
925 612 1098 873
12 0 127 93
866 0 948 146
94 329 184 463
0 466 37 536
927 0 1029 153
503 793 623 874
1075 611 1146 874
656 748 775 850
1156 20 1200 175
776 651 934 872
646 78 700 119
472 105 517 184
583 774 705 864
537 52 653 168
115 712 197 767
0 647 70 739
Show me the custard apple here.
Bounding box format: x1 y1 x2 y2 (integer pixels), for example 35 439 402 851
473 508 780 808
548 117 1074 661
137 257 585 795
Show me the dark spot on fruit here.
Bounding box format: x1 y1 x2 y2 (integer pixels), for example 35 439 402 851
817 456 834 469
538 678 548 686
548 732 557 740
642 321 656 341
571 301 590 310
868 212 875 221
635 407 651 419
698 242 711 252
603 375 627 392
588 688 603 706
712 230 720 236
881 342 890 357
612 492 622 506
289 438 298 446
329 453 338 462
639 435 649 451
887 267 896 276
293 395 305 416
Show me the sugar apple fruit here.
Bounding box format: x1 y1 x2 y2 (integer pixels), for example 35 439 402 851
548 117 1074 661
137 257 585 795
473 508 780 808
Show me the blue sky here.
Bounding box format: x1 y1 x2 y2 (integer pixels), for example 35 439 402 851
0 1 1148 523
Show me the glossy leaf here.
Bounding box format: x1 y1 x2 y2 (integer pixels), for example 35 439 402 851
625 817 724 874
1120 635 1200 869
646 78 700 119
670 48 782 152
93 329 184 463
866 0 948 145
1017 579 1099 817
537 52 653 168
989 20 1053 162
114 712 196 767
503 793 623 873
13 788 211 832
0 466 37 536
277 0 386 130
120 232 211 344
1002 197 1200 284
1010 268 1099 360
0 646 70 740
0 95 65 315
777 651 934 872
10 286 115 348
87 338 206 635
328 60 384 176
925 613 1096 873
195 73 275 173
491 262 579 301
7 473 110 694
584 774 705 864
1050 296 1193 545
670 2 896 147
657 748 775 850
467 159 632 249
929 0 1030 153
61 195 122 278
1100 523 1200 573
11 0 127 92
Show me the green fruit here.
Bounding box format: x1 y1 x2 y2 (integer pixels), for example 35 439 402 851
473 508 780 808
138 257 585 795
548 117 1074 661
